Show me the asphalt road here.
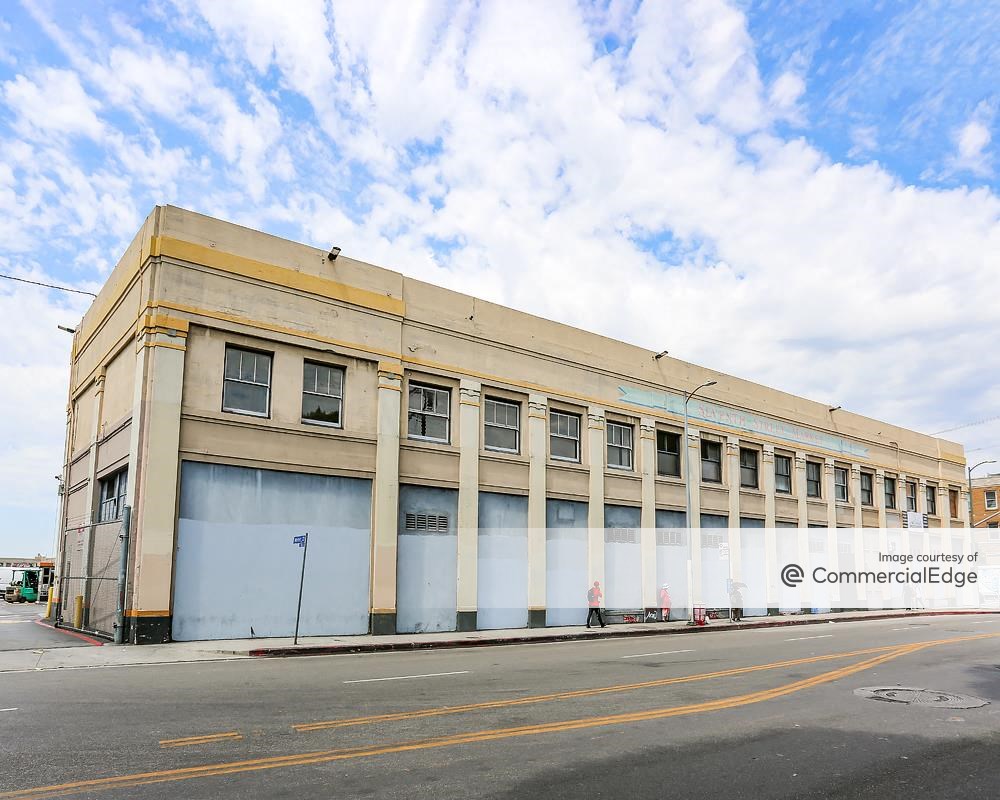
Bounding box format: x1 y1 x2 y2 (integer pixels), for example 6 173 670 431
0 600 93 651
1 614 999 799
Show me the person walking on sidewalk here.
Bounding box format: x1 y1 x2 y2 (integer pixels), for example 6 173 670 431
658 583 672 621
586 581 606 628
729 582 744 622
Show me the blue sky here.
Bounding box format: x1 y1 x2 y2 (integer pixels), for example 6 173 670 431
1 0 998 556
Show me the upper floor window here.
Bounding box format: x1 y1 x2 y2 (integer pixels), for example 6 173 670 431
949 489 959 519
301 361 344 427
97 468 128 523
701 440 722 483
834 467 849 502
739 448 758 489
906 481 917 511
407 382 450 443
550 411 581 462
860 472 873 506
986 490 998 510
806 461 822 498
925 484 937 515
884 476 897 509
223 346 272 417
656 430 681 477
607 421 633 470
775 454 792 493
484 398 519 453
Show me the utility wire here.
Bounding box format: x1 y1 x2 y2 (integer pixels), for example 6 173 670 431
0 273 97 298
932 415 1000 435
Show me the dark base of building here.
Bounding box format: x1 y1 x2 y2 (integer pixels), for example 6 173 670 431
528 609 546 628
456 611 477 632
125 615 172 645
767 607 780 616
371 611 396 635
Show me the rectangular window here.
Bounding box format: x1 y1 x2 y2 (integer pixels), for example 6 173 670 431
925 485 937 515
739 448 758 489
656 430 681 477
407 382 450 443
96 468 128 523
484 398 520 453
806 461 822 498
986 490 998 510
775 454 792 494
607 421 633 470
834 467 849 502
906 481 917 511
860 472 873 506
223 346 272 417
884 476 897 509
550 411 581 462
949 489 959 519
301 361 344 427
701 440 722 483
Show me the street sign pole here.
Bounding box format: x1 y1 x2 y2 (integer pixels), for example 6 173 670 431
293 533 309 645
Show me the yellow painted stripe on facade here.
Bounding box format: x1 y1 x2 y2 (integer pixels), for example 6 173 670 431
124 609 170 618
149 299 965 477
154 237 405 318
5 637 987 799
140 342 187 352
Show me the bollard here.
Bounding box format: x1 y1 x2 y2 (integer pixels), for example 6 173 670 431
73 595 84 629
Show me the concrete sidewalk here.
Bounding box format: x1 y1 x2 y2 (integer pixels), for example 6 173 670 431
2 608 997 673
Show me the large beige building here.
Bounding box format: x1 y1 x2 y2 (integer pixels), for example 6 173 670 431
56 206 970 643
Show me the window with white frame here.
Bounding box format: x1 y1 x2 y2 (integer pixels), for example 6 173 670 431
775 454 792 494
925 484 937 515
806 461 822 498
407 382 450 443
860 472 873 506
701 440 722 483
986 490 998 510
656 430 681 477
884 476 897 509
301 361 344 427
906 481 917 511
484 398 519 453
550 411 581 462
607 421 633 470
97 468 128 523
834 467 849 502
739 448 758 489
223 346 272 417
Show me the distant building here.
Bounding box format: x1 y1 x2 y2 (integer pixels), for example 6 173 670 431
55 206 971 644
971 474 1000 554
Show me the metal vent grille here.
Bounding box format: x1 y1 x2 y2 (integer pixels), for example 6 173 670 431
605 527 638 544
404 513 450 532
656 530 686 546
702 532 725 548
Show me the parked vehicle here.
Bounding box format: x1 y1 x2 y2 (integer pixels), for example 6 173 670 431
4 569 40 602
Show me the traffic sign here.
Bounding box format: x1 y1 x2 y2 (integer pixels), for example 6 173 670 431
292 535 306 547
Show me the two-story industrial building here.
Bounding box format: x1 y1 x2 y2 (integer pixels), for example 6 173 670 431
55 206 971 643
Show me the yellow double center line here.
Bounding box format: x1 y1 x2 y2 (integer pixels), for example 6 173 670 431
4 633 996 800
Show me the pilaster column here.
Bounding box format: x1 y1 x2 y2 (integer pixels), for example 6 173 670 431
80 371 106 615
587 407 606 588
938 485 952 529
639 418 657 609
824 459 840 606
794 453 809 612
762 446 777 613
456 380 481 632
726 438 742 582
687 429 703 609
124 315 187 644
917 479 931 555
526 395 547 627
876 470 890 606
371 362 403 634
851 465 864 579
897 475 911 557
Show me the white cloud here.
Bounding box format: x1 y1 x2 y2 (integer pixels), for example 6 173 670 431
2 67 104 140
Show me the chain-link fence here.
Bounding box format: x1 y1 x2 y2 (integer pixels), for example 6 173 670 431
56 513 126 639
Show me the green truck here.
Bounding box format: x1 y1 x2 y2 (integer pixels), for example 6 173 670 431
3 568 40 603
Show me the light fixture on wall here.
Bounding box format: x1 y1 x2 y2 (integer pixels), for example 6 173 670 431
653 350 669 360
57 325 76 334
829 405 842 413
327 246 341 261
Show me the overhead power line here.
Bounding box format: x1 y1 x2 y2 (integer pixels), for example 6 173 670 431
0 273 97 298
932 415 1000 435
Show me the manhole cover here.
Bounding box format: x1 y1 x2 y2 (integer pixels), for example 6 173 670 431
854 687 989 709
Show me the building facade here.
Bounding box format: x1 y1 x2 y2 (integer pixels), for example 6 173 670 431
971 474 1000 556
55 206 971 643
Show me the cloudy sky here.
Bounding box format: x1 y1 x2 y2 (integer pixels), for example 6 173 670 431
1 0 999 556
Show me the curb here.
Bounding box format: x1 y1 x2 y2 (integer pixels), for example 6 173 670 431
34 619 106 646
246 609 999 658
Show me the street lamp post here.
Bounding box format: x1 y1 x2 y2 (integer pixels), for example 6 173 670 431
684 380 717 622
968 460 997 527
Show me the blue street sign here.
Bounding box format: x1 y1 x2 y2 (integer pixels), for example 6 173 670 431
292 535 306 546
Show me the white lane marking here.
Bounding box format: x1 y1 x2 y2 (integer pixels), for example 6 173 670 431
784 634 834 641
0 708 18 712
620 649 695 659
890 627 918 631
968 621 993 624
343 670 470 684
